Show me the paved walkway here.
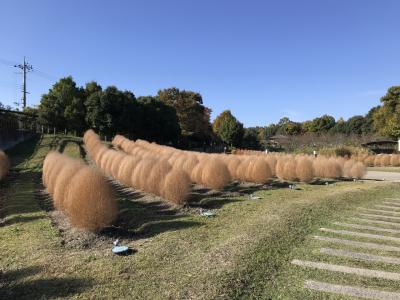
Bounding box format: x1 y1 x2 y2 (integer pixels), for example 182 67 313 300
365 171 400 182
292 197 400 299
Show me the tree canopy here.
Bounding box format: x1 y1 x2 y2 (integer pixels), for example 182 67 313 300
373 86 400 138
213 110 244 147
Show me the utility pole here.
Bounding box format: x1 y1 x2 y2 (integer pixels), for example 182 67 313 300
14 57 33 108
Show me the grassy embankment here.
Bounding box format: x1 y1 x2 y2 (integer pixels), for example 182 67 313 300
0 134 398 299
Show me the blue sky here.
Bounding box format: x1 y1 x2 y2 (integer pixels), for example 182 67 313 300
0 0 399 127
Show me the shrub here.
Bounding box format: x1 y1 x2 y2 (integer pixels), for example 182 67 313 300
350 162 366 179
161 169 191 205
201 157 231 189
0 149 10 180
296 156 314 182
64 166 117 230
335 147 352 157
43 151 117 231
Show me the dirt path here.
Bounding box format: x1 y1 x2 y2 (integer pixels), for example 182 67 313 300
365 171 400 182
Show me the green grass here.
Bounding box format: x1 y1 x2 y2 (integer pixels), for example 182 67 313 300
1 134 399 299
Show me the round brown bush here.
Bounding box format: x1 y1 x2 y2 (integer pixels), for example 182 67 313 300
250 157 272 183
276 157 286 180
283 157 297 181
226 156 241 180
161 169 190 205
0 149 10 180
296 157 314 182
146 159 172 194
350 162 366 179
200 157 231 189
64 166 117 231
53 160 85 210
264 156 277 176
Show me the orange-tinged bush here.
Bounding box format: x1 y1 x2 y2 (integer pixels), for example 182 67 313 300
282 157 297 181
275 157 286 180
296 156 314 182
43 151 117 231
201 157 231 189
64 166 117 230
0 149 10 180
350 162 366 179
53 160 85 210
264 156 277 176
249 157 272 183
161 169 191 205
146 159 172 194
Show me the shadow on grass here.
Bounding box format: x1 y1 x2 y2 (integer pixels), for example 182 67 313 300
5 134 42 169
1 265 92 299
58 137 86 159
101 181 202 239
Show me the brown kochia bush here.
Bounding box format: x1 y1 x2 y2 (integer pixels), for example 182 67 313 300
200 157 231 189
83 130 191 205
64 166 117 230
295 156 314 183
0 149 10 180
42 151 117 231
350 162 366 179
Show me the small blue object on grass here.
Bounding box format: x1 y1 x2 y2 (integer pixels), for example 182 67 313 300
112 245 129 255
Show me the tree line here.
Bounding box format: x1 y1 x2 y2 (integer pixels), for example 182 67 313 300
18 76 400 149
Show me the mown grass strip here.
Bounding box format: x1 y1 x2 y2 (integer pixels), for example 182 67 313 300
359 213 400 221
304 280 400 299
314 236 400 252
375 205 400 211
333 222 400 234
292 259 400 281
351 218 400 228
360 208 400 216
320 248 400 265
320 228 400 243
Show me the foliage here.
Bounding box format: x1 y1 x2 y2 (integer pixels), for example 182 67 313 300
213 110 244 147
158 87 213 143
241 127 261 149
85 86 139 137
137 96 181 143
38 76 86 134
373 86 400 138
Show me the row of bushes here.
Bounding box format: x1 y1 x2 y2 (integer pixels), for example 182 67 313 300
0 149 9 180
232 149 365 180
83 130 191 205
353 153 400 167
42 151 117 230
114 136 366 184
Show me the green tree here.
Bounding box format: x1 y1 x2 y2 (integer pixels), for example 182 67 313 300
213 110 244 147
241 127 261 149
308 115 336 132
137 96 181 143
373 86 400 138
85 86 139 137
158 87 213 142
38 76 86 133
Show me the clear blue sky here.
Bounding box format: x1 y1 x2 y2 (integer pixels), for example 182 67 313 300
0 0 399 127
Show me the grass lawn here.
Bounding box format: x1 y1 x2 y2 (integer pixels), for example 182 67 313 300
368 167 400 173
1 134 399 299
